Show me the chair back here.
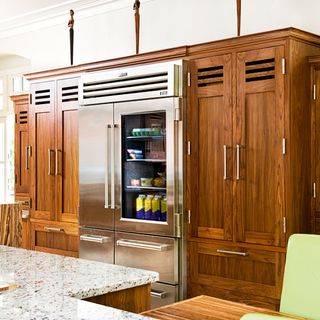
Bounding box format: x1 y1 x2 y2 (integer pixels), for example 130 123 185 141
279 234 320 319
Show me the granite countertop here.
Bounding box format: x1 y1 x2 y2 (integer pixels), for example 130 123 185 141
0 245 158 320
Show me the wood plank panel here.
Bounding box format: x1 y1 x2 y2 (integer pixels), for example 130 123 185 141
56 78 79 224
85 284 151 313
235 46 285 247
142 295 302 320
189 54 233 241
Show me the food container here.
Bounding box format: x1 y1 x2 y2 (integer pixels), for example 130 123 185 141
141 178 153 187
151 127 161 136
136 195 146 219
144 195 153 220
130 179 141 187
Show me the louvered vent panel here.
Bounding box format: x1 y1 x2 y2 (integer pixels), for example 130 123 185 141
35 89 51 105
62 85 78 103
19 111 28 124
82 72 168 102
245 58 275 82
197 66 223 87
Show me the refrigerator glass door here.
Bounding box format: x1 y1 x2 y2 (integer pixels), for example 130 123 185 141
79 104 114 229
114 98 181 237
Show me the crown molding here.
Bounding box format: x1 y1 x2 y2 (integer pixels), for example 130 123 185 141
0 0 152 39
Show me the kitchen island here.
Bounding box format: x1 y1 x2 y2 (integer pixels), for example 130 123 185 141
0 245 158 320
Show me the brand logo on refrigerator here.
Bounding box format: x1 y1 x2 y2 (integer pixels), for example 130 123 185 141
160 91 168 96
118 72 128 77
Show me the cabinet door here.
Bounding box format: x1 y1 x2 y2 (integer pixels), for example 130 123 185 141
13 95 30 195
30 81 55 221
56 78 79 223
189 55 233 240
235 47 285 246
312 67 320 231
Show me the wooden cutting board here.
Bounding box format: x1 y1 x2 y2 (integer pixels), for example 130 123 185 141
0 283 16 292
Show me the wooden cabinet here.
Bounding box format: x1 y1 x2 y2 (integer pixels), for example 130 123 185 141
311 57 320 234
12 94 30 197
187 31 320 309
29 77 79 257
12 94 31 249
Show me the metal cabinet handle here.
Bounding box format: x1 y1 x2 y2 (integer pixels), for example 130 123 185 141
151 290 167 299
223 145 229 180
236 144 241 180
80 234 112 244
116 239 169 252
55 149 60 176
48 149 53 175
217 249 249 257
44 227 65 233
25 146 30 170
105 125 111 209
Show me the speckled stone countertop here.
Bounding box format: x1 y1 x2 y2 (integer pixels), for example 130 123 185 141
0 245 158 320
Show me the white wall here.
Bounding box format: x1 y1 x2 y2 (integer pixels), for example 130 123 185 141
0 0 319 72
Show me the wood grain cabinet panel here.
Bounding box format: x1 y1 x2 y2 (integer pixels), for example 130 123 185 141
235 47 285 247
188 33 320 308
56 78 79 224
12 94 30 197
189 55 233 241
188 241 284 304
29 78 79 257
30 81 55 221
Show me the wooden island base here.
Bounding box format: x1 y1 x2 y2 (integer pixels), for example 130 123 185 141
141 295 304 320
84 283 151 313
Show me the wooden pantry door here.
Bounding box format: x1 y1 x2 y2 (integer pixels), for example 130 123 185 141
234 46 285 247
188 54 233 241
30 81 56 221
56 78 79 224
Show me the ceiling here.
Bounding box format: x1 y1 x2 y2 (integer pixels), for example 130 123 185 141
0 0 76 21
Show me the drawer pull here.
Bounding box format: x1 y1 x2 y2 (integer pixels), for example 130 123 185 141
151 290 167 299
116 239 169 252
80 234 112 244
217 249 248 257
44 227 65 233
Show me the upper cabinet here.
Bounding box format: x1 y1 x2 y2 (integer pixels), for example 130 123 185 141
29 77 79 257
189 46 286 247
12 94 30 197
187 33 320 309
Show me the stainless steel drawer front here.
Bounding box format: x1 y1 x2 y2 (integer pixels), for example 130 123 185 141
151 283 179 309
80 234 112 244
79 228 114 264
116 239 170 252
115 232 178 285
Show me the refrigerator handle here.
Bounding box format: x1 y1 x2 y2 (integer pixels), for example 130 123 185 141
105 125 111 209
110 124 118 210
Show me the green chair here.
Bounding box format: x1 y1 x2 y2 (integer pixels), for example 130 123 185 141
241 234 320 320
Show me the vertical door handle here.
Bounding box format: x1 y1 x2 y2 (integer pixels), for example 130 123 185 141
223 145 229 180
48 149 53 175
236 144 241 180
25 146 29 170
55 149 59 176
105 125 111 209
111 124 118 210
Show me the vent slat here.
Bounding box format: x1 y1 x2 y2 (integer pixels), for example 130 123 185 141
84 86 168 100
245 58 275 83
197 65 224 88
83 83 167 99
246 70 275 79
198 78 223 85
246 62 275 71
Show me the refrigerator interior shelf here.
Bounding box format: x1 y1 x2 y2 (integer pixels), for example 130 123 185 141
126 135 165 141
126 186 166 192
126 159 166 163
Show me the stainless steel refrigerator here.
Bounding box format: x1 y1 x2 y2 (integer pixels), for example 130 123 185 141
78 61 186 308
